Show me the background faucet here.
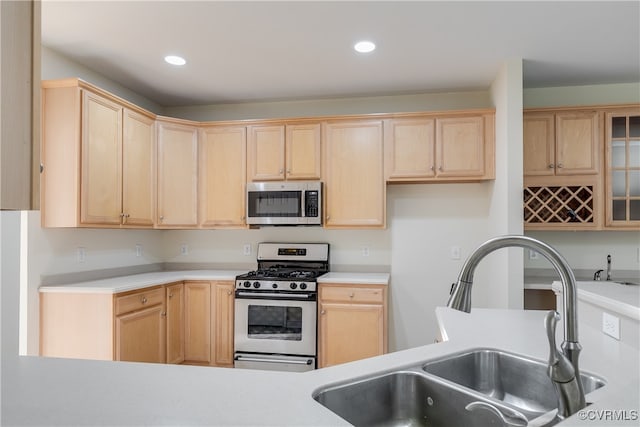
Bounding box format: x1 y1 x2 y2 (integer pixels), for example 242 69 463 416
446 235 586 418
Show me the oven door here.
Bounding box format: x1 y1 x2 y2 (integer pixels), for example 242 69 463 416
234 293 317 356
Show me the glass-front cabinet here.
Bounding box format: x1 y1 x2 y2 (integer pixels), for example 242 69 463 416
606 110 640 227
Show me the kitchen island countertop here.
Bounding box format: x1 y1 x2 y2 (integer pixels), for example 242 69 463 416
4 306 638 425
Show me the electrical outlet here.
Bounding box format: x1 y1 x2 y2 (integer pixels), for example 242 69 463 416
135 244 142 257
243 244 251 256
180 244 189 255
450 246 461 260
361 246 370 257
529 250 539 260
77 247 85 263
602 312 620 340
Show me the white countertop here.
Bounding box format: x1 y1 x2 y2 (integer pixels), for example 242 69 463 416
38 270 247 294
39 270 390 294
553 280 640 321
3 307 638 425
317 272 390 285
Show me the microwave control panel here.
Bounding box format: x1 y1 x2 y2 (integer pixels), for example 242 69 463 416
305 191 319 218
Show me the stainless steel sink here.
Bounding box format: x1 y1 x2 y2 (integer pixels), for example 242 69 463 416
313 370 532 427
313 348 606 427
421 348 606 418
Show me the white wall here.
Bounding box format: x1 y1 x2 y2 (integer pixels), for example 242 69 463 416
525 230 640 276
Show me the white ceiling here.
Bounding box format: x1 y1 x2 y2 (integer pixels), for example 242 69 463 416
41 1 640 107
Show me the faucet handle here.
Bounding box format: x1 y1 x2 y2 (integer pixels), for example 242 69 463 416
593 269 603 281
545 311 575 383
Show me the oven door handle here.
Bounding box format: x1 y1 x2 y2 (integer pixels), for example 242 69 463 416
235 291 313 299
234 355 313 366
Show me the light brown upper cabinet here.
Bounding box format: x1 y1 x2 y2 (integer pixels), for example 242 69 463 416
323 120 385 228
247 123 321 181
524 110 600 176
605 108 640 228
41 82 155 228
156 118 199 228
384 112 495 182
199 126 247 228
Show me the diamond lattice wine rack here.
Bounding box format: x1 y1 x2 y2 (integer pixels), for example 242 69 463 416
524 185 595 225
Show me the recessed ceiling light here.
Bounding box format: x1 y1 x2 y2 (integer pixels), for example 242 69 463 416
164 55 186 66
354 41 376 53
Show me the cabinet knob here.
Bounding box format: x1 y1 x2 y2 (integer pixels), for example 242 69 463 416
438 166 443 172
141 297 148 304
349 292 355 298
168 293 173 298
548 164 555 169
159 215 164 221
557 163 563 168
430 165 435 171
227 290 232 296
161 312 167 317
279 169 284 174
286 169 291 174
321 310 326 315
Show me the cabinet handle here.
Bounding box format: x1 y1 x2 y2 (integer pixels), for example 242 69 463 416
438 166 443 172
227 290 232 296
349 292 355 298
287 169 291 174
159 215 164 221
141 297 148 304
557 163 563 168
430 165 435 171
548 164 555 169
279 169 284 174
161 312 167 317
168 293 173 298
321 310 326 315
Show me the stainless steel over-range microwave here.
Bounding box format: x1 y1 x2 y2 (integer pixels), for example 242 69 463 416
246 181 322 226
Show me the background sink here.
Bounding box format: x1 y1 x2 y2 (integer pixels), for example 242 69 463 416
313 370 531 427
422 348 606 417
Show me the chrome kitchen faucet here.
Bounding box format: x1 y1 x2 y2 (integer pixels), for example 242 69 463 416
447 235 586 419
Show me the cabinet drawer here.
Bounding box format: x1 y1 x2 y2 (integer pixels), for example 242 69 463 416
115 287 164 315
320 285 385 304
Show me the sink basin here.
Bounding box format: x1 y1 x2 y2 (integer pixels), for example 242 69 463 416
313 370 532 427
422 348 606 418
313 348 606 427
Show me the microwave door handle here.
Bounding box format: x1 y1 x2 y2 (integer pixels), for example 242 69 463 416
301 191 306 218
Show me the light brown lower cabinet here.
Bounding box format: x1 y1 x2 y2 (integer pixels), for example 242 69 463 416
318 283 387 368
40 280 234 367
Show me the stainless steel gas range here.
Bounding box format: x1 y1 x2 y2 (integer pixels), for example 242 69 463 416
233 242 329 372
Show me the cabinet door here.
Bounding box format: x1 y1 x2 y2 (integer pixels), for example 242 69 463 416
184 281 211 363
115 304 166 363
384 118 435 180
199 126 247 227
166 283 185 364
318 302 384 368
157 121 199 227
122 109 155 227
211 281 235 367
247 125 285 181
555 111 599 175
285 123 321 180
80 91 122 225
523 113 555 176
435 116 485 177
323 121 385 227
605 110 640 227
